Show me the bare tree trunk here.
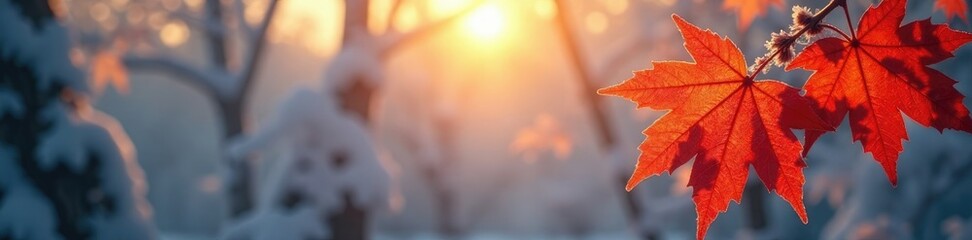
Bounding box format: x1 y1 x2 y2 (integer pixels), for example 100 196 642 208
202 0 257 220
325 1 373 238
325 193 369 240
219 100 254 218
209 0 279 219
551 1 649 238
430 118 460 237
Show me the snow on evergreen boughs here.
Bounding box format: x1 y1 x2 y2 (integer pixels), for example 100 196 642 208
0 0 84 92
0 185 61 240
0 89 21 117
0 0 156 238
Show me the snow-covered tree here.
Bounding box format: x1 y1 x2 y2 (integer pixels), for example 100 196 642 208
0 0 156 239
221 88 394 240
61 0 486 225
57 0 285 219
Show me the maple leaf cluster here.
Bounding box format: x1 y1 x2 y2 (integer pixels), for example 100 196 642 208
600 0 972 239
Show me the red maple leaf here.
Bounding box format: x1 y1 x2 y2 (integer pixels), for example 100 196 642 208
599 15 831 239
936 0 969 23
723 0 784 30
788 0 972 185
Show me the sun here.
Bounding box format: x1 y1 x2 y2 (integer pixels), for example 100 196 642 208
463 3 506 40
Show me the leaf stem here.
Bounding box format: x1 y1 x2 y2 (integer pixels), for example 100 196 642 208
841 4 858 40
749 0 845 79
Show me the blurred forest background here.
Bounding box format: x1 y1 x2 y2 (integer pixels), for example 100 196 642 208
2 0 972 239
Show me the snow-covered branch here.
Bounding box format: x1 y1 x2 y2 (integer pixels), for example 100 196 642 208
171 10 226 38
234 0 257 41
122 55 237 100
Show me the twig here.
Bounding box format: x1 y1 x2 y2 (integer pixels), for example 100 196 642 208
204 0 229 69
385 0 405 32
552 0 615 147
234 0 257 41
749 0 845 77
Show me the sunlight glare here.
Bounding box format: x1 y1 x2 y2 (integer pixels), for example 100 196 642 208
160 20 189 47
272 0 343 56
126 6 144 24
431 0 474 18
368 0 394 35
147 11 167 30
534 0 556 20
184 0 203 11
162 0 182 11
464 3 506 40
393 2 420 32
89 2 111 21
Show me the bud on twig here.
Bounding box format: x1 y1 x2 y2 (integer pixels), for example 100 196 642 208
764 31 796 67
791 6 823 36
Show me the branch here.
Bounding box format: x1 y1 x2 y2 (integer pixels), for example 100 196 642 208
171 10 226 37
123 54 236 100
378 0 485 59
238 0 280 102
552 0 615 148
750 0 843 76
204 0 229 69
234 0 258 41
385 0 405 32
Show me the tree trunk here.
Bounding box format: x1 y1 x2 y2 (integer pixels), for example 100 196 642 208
322 1 375 238
220 101 254 218
430 117 460 237
552 1 650 238
326 193 368 240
